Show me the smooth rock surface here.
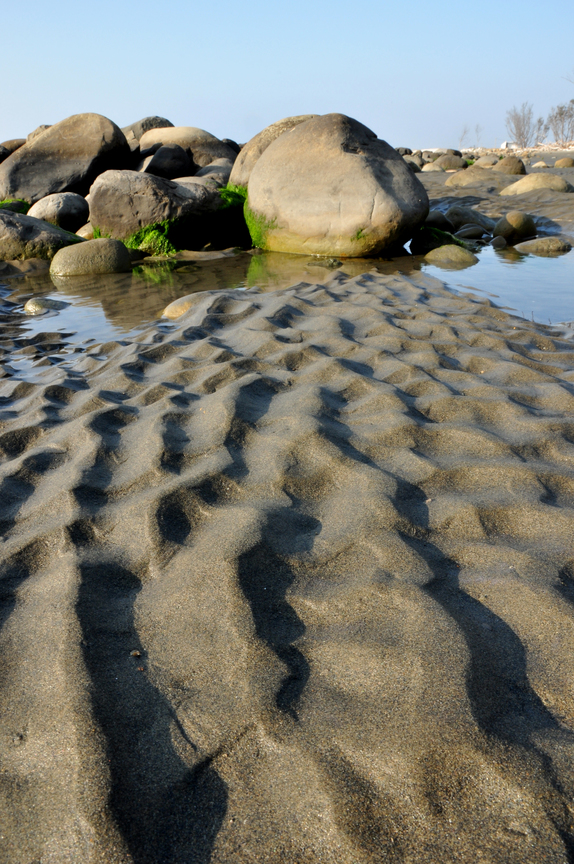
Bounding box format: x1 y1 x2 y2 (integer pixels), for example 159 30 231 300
500 174 574 195
434 154 467 170
122 116 174 142
0 210 81 260
492 155 526 175
421 163 444 172
513 237 572 256
473 155 499 167
493 210 536 243
89 170 221 239
424 244 478 267
245 114 429 256
555 157 574 168
445 167 498 187
229 115 319 187
28 192 89 233
0 113 129 204
138 144 192 179
24 296 68 314
50 238 132 275
445 206 495 232
139 126 237 168
0 139 25 156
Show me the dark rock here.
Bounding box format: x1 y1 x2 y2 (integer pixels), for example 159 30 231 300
0 113 130 204
0 139 26 156
28 192 89 233
396 147 412 156
139 126 237 169
0 144 9 165
445 206 495 232
492 211 536 243
138 144 192 179
434 154 467 170
122 116 174 142
455 224 486 239
425 210 455 232
0 210 83 260
222 138 241 155
445 149 462 157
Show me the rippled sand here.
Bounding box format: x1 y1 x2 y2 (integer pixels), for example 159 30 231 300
1 269 574 862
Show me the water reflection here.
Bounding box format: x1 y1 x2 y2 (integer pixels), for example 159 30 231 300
2 242 573 349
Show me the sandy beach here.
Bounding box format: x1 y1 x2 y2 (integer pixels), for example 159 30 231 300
1 260 574 862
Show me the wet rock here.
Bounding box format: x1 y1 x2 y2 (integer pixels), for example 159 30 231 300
0 210 82 260
490 235 507 249
455 224 486 239
425 210 455 232
0 113 130 204
28 192 89 233
24 296 68 314
424 244 478 267
245 113 429 256
88 170 221 240
139 126 237 169
50 238 132 275
229 114 319 187
493 211 536 243
513 237 572 256
492 155 526 175
500 174 574 195
555 157 574 168
445 205 495 232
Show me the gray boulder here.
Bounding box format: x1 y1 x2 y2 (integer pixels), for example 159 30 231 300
492 155 526 175
138 144 192 179
245 113 429 256
122 116 174 142
28 192 89 232
0 210 83 260
50 238 132 275
434 154 467 170
425 210 455 232
0 144 10 165
195 158 234 183
229 114 319 187
473 154 499 168
403 156 421 173
139 126 237 168
88 170 221 240
0 113 130 204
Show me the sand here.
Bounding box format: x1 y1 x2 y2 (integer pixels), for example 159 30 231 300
1 263 574 863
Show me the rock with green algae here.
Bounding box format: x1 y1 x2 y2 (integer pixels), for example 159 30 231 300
424 244 479 268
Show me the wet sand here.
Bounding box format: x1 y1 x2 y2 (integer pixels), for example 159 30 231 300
1 262 574 862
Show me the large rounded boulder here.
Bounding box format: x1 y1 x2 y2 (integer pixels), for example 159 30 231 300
0 113 129 204
28 192 89 232
0 210 83 260
138 126 237 168
50 238 132 276
245 113 429 257
229 114 319 187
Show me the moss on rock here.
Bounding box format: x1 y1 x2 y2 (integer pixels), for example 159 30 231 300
244 202 277 249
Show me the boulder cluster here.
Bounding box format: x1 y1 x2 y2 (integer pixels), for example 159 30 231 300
0 113 572 274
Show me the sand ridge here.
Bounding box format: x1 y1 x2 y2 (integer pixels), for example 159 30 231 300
1 271 574 862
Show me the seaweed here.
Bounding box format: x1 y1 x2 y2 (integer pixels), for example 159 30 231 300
244 203 276 250
218 183 248 210
0 198 30 214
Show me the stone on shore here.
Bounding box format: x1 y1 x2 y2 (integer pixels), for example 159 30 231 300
138 144 192 180
245 113 429 256
139 126 237 168
28 192 89 233
50 238 132 275
122 116 174 142
0 210 83 260
473 155 499 167
424 245 478 267
434 154 467 170
445 167 497 187
0 113 130 204
229 115 319 187
513 237 572 256
24 296 68 314
555 157 574 168
88 170 221 241
421 162 445 172
492 155 526 175
500 174 574 195
445 205 495 232
493 211 536 243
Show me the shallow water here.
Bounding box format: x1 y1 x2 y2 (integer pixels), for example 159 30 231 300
1 243 573 381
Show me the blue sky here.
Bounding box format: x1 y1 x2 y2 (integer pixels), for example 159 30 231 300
3 0 573 149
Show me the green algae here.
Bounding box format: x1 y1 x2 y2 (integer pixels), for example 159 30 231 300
244 203 277 250
0 198 30 214
219 183 248 209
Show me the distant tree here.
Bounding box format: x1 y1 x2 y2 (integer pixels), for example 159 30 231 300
505 102 548 148
547 100 574 145
458 124 469 149
474 124 483 147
